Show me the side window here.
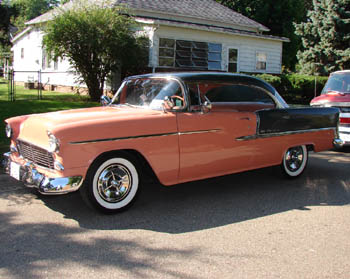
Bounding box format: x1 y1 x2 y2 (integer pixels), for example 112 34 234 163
205 83 275 104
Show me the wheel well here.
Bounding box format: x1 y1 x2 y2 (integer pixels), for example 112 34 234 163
89 149 159 183
306 144 314 152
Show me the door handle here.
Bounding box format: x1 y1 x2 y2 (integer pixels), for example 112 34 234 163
240 117 251 120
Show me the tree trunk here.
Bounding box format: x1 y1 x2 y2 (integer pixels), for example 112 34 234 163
86 78 104 102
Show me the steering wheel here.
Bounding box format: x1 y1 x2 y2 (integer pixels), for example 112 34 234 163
170 95 184 106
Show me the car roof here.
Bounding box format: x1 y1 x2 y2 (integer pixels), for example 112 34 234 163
125 72 277 95
331 70 350 75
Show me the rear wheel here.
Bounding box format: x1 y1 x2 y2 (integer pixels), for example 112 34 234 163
281 145 308 178
80 153 140 213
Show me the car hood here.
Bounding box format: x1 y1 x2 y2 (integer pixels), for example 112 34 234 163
10 106 172 149
310 93 350 106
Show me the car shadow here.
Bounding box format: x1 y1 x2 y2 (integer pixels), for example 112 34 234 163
38 150 350 234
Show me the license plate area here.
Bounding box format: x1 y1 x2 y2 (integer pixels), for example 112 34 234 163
10 162 21 181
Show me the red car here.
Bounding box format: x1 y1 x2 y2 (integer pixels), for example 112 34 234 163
311 70 350 146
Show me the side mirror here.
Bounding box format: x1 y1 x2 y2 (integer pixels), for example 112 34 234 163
201 101 212 114
100 95 111 106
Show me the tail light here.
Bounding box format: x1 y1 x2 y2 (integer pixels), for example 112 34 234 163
340 117 350 124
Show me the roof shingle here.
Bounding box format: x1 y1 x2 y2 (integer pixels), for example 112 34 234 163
114 0 268 31
26 0 268 32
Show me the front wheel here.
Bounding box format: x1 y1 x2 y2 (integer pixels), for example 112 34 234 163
80 153 140 213
281 145 308 178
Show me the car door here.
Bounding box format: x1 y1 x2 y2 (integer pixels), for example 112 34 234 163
177 109 257 183
176 81 266 183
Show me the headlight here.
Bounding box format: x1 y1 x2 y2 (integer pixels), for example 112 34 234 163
5 123 12 138
48 132 60 153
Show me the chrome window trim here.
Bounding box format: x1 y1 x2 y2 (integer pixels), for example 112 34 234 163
111 76 189 112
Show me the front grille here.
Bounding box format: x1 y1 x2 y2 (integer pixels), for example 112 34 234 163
17 140 55 169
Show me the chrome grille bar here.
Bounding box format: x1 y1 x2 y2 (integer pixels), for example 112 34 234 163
17 140 55 169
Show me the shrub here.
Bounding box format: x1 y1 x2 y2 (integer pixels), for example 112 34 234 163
255 73 328 105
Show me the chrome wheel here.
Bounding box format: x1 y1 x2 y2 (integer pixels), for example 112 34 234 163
97 164 132 203
81 154 140 213
282 145 308 178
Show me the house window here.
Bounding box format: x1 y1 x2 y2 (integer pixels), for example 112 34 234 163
54 59 58 70
228 48 238 72
42 48 51 70
256 52 267 70
21 48 24 59
208 43 222 70
159 38 222 70
159 38 175 67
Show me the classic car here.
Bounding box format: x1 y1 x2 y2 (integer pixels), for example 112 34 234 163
310 70 350 146
2 72 342 213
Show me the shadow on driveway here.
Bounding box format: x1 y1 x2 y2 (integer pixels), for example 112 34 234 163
36 150 350 234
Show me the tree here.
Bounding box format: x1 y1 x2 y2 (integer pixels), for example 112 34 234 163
43 0 149 101
10 0 60 31
217 0 309 71
0 1 16 59
295 0 350 75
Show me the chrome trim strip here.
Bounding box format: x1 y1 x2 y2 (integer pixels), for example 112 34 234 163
69 129 221 145
311 102 350 107
179 129 221 136
236 127 336 141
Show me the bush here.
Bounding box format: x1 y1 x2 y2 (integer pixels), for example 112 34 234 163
255 74 328 105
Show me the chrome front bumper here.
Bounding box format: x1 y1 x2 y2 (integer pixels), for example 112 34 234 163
1 152 83 195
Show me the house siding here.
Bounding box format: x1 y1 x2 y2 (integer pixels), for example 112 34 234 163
11 13 285 91
12 28 81 89
153 25 283 74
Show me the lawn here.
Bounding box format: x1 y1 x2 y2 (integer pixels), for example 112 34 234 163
0 78 98 154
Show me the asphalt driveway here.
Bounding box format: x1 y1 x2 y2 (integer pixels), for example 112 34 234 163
0 150 349 278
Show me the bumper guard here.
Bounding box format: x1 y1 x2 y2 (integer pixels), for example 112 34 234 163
1 152 83 195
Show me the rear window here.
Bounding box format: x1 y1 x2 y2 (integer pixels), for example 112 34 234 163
186 81 275 105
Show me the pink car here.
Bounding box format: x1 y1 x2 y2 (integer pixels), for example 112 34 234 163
311 70 350 146
2 72 342 213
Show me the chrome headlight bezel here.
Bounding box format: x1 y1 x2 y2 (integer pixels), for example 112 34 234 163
48 132 60 153
5 123 12 138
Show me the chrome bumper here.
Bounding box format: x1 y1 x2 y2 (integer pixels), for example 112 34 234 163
333 138 345 149
2 152 83 195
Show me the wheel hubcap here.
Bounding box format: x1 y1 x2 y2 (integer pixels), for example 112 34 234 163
97 164 132 203
285 147 304 172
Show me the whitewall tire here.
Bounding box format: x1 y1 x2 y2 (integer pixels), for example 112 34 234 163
81 153 140 213
281 145 308 178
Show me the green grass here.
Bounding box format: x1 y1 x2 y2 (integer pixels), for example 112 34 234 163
0 78 98 154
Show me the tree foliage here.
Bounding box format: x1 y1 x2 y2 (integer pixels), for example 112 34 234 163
10 0 60 32
0 2 11 50
43 0 149 101
295 0 350 75
217 0 311 70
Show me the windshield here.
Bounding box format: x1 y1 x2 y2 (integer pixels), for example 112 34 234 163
321 73 350 94
111 78 185 110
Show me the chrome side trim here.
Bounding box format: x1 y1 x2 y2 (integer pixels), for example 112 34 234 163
69 129 221 145
311 102 350 107
180 129 221 136
236 127 337 141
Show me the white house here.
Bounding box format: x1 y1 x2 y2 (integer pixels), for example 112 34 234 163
11 0 289 92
